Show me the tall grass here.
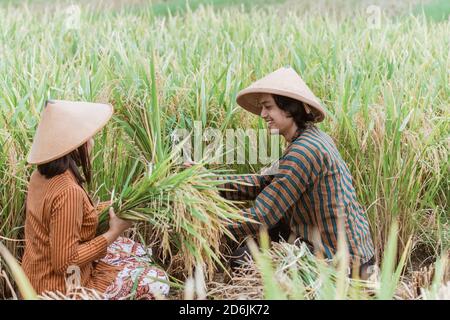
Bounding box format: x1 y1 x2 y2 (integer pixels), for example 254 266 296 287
209 223 447 300
0 241 37 299
0 0 448 298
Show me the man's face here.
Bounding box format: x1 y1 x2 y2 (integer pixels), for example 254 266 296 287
258 93 294 135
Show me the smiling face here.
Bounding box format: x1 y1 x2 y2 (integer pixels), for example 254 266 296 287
258 93 296 136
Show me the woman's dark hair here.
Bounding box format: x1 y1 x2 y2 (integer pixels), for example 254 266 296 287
37 142 92 185
272 94 315 132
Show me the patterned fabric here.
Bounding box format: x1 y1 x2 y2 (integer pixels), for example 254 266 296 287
102 237 170 300
23 169 118 294
220 125 375 264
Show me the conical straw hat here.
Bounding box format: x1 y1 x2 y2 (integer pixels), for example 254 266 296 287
236 67 326 122
27 100 113 165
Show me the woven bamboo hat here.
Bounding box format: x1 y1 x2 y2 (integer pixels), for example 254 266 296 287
27 100 113 165
236 67 326 122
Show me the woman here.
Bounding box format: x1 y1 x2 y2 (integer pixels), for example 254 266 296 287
219 67 376 279
22 100 169 299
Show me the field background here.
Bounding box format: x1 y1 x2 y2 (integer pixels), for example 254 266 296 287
0 0 449 299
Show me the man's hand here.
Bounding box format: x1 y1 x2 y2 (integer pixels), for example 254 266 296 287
182 160 196 168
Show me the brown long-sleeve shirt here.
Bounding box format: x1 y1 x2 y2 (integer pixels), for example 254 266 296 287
220 125 374 264
22 169 120 295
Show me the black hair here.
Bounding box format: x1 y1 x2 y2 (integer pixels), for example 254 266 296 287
272 94 315 132
37 142 91 185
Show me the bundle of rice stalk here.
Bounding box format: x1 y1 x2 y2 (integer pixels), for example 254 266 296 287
97 150 251 280
99 58 255 279
209 237 376 300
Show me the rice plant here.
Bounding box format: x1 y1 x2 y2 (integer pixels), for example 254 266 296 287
209 223 448 300
0 241 37 299
0 0 448 299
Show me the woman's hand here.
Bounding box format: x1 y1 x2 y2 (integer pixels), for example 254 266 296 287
96 200 112 216
103 207 132 245
108 207 132 234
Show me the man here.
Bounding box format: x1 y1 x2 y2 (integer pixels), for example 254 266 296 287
219 67 375 279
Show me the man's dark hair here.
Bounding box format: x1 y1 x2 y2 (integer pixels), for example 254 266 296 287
273 94 315 132
37 142 92 185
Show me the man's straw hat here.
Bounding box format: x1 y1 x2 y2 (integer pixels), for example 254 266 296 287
27 100 113 165
236 67 326 122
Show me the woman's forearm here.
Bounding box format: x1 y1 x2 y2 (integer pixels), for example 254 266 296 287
102 229 122 245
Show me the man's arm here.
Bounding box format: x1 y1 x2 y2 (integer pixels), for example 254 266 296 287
218 174 274 201
226 146 322 239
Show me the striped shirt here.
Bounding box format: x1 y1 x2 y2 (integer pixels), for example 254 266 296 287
22 170 120 294
221 125 375 264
